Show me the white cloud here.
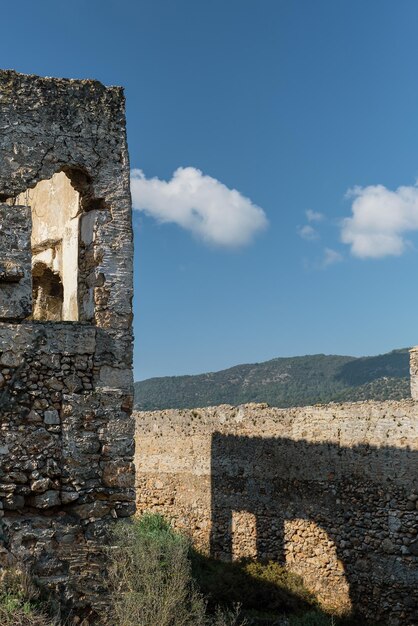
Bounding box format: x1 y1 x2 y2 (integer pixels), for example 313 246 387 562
306 209 324 222
341 182 418 258
131 167 268 247
298 224 319 240
322 247 343 267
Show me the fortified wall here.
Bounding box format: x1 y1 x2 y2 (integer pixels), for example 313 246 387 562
135 391 418 625
0 70 134 620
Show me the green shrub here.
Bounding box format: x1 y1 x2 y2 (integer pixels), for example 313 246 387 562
109 513 244 626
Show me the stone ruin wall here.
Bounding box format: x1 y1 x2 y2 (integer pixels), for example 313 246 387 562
135 398 418 625
0 70 134 621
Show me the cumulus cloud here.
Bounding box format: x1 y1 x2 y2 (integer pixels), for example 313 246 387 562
298 224 319 240
306 209 324 222
297 210 324 241
131 167 268 247
303 247 343 271
322 247 343 267
341 182 418 258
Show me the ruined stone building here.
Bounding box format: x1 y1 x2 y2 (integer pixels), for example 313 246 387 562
1 68 416 626
0 70 134 619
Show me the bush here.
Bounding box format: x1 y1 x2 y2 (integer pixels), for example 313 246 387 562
109 513 244 626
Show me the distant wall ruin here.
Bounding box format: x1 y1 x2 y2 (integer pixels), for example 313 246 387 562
0 70 134 622
135 399 418 625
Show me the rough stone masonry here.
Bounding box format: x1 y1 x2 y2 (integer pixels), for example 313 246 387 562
136 392 418 625
0 70 134 620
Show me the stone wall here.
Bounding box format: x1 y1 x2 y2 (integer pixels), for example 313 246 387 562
0 204 32 319
0 70 134 623
135 401 418 625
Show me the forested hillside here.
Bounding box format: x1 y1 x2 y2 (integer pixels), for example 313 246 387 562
134 349 411 411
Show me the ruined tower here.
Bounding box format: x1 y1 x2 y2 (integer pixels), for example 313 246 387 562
0 70 134 617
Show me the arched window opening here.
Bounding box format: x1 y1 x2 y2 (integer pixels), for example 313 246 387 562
32 263 64 321
14 171 80 322
5 168 106 323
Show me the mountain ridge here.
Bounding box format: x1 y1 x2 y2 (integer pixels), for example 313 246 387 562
134 348 411 411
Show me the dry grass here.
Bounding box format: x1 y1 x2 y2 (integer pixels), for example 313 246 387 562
0 566 53 626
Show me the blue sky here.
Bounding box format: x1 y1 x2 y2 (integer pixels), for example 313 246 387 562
2 0 418 380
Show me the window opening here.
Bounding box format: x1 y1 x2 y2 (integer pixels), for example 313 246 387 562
14 171 80 322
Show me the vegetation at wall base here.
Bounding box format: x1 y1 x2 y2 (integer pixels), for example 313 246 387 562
108 512 243 626
191 553 372 625
109 513 374 626
190 552 317 615
0 566 53 626
1 514 376 625
134 349 411 411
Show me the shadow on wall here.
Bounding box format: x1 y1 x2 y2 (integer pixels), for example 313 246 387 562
210 434 418 622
